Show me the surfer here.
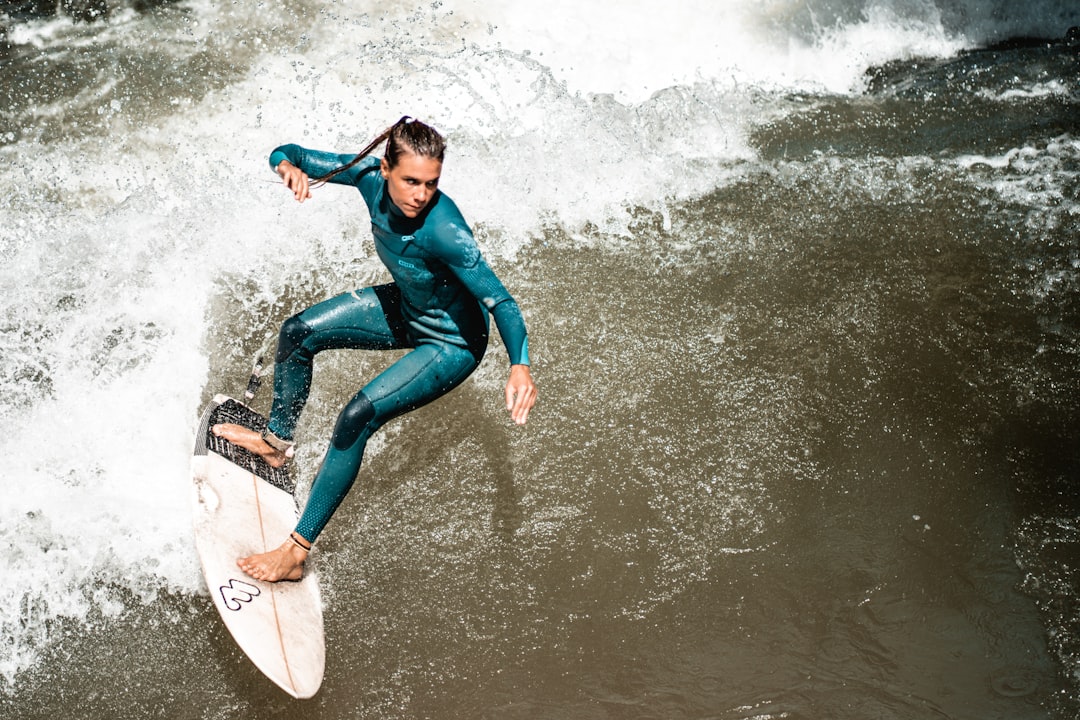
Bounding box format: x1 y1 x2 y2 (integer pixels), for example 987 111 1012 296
213 117 537 582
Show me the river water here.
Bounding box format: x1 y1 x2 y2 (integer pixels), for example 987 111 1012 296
1 1 1078 718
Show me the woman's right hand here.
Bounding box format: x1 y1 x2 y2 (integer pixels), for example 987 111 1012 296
277 159 312 203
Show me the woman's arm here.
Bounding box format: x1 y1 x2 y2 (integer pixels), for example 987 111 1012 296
437 229 538 424
269 144 380 200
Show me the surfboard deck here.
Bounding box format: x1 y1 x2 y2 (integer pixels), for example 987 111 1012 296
191 394 325 699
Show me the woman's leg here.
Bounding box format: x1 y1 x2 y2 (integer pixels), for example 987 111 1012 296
294 337 485 543
214 285 410 467
236 291 488 582
238 342 484 582
266 284 411 441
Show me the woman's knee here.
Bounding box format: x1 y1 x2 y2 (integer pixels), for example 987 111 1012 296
331 392 377 451
275 313 315 364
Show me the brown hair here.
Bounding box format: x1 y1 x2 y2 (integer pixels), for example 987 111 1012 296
313 116 446 186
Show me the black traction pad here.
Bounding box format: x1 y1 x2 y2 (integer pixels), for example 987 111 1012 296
196 396 295 495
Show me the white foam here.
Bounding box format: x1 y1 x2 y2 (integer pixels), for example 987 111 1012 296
958 136 1080 212
977 81 1078 102
445 0 968 99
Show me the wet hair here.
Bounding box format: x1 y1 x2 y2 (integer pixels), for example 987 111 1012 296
313 116 445 186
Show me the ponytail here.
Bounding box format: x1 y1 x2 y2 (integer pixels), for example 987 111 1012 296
312 116 446 187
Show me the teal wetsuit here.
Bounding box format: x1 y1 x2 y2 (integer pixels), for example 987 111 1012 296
265 144 530 543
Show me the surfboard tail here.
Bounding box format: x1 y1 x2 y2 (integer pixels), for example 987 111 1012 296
191 394 325 699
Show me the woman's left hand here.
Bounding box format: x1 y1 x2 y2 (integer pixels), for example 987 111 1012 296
505 364 537 425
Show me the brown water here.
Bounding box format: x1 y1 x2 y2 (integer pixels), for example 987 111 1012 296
1 2 1078 718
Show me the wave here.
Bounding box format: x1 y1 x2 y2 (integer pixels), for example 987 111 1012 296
0 0 1078 693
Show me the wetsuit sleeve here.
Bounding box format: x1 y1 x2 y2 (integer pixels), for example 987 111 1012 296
461 260 530 366
431 219 531 366
269 144 380 186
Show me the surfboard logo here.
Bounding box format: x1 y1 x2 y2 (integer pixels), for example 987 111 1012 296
220 578 262 611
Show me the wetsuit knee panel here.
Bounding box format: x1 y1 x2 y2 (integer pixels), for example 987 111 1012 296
276 314 315 365
332 392 377 450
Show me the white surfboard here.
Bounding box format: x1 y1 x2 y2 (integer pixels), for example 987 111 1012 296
191 394 325 699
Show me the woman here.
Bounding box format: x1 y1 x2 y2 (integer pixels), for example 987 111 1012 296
214 117 537 582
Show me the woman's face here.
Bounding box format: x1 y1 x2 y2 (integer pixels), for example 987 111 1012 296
381 152 442 218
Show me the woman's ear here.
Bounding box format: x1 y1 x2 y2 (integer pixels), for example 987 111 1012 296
380 157 390 179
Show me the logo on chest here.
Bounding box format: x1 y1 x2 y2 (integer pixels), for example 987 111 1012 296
372 222 415 245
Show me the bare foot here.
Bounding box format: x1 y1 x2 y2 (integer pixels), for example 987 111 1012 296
237 537 308 582
212 423 290 468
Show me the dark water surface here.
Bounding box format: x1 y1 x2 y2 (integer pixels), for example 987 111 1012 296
1 1 1078 718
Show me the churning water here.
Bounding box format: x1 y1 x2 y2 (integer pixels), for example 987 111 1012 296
1 1 1078 718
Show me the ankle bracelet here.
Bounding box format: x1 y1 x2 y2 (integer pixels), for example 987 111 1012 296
261 427 296 457
290 531 312 552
